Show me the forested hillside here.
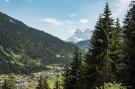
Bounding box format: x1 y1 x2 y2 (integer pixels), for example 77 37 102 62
0 12 76 74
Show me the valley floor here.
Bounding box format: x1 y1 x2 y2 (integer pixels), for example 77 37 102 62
0 64 63 89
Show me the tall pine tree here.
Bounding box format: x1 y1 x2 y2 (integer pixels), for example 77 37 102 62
63 48 83 89
84 3 117 88
63 65 70 89
113 19 128 84
123 0 135 88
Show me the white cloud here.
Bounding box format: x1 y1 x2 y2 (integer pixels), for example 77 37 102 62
39 17 90 40
69 13 78 17
68 29 76 34
68 26 76 34
41 18 63 26
40 17 75 26
114 0 132 17
80 19 90 24
5 0 10 2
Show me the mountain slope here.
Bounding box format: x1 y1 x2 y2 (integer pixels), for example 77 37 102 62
76 40 89 52
0 12 76 74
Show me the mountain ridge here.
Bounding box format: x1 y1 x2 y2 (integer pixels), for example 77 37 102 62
66 29 92 43
76 40 89 52
0 11 76 74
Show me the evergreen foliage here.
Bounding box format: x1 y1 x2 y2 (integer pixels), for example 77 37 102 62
2 79 16 89
123 0 135 88
113 19 128 84
96 82 126 89
36 75 50 89
2 79 11 89
84 3 118 88
0 11 76 74
53 76 61 89
63 65 70 89
63 49 83 89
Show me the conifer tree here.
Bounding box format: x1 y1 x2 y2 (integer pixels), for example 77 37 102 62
53 75 61 89
113 18 128 84
42 79 50 89
2 79 11 89
84 3 117 88
63 48 83 89
84 15 103 89
2 79 15 89
123 0 135 88
36 76 43 89
36 75 50 89
63 65 70 89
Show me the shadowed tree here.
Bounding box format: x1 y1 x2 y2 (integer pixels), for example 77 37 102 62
123 0 135 88
63 48 83 89
84 3 119 89
36 75 50 89
2 79 15 89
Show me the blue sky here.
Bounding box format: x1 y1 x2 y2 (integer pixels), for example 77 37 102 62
0 0 132 40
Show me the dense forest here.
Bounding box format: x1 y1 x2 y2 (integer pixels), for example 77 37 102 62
63 1 135 89
0 12 76 74
0 0 135 89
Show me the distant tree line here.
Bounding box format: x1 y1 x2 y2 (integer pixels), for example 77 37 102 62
36 75 61 89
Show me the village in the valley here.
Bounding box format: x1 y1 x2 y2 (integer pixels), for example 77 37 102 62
0 65 63 89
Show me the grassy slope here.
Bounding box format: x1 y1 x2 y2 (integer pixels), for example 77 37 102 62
28 77 63 89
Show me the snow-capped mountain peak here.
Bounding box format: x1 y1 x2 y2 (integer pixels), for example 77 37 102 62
66 29 92 43
73 29 83 38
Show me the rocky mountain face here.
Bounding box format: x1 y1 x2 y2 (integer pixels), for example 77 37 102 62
66 29 92 43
